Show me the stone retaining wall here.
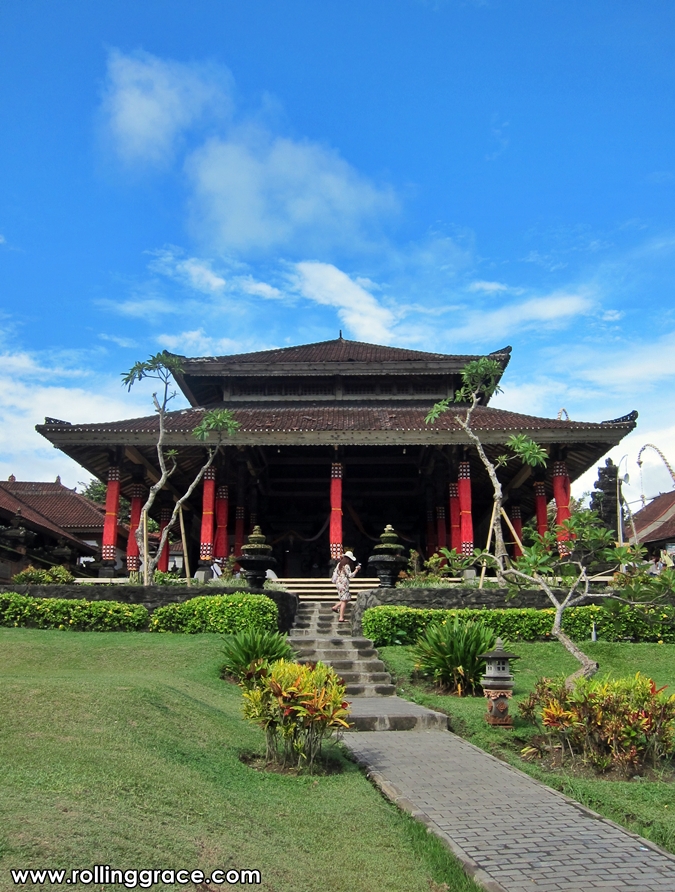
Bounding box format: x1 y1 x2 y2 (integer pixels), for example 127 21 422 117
351 585 571 635
0 584 299 634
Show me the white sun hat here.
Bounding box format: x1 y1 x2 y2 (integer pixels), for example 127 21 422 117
343 551 356 560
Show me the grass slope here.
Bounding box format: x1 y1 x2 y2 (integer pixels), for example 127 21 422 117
380 641 675 854
0 629 479 892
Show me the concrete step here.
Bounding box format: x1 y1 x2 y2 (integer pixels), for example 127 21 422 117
280 577 379 602
290 636 373 649
296 648 378 662
336 671 392 684
345 697 449 731
326 659 387 673
345 682 396 697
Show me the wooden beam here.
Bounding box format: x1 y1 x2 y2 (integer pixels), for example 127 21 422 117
124 447 186 504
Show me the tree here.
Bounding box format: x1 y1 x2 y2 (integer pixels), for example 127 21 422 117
122 352 240 585
426 359 648 686
79 478 132 526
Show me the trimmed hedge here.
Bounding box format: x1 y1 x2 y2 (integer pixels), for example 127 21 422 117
149 594 278 634
362 603 675 647
0 593 148 632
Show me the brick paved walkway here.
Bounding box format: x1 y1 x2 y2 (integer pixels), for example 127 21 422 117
345 730 675 892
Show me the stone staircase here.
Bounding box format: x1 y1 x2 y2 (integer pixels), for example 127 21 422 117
288 601 396 697
281 577 379 601
288 601 448 731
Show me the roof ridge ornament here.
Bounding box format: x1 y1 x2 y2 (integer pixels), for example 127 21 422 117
600 410 638 425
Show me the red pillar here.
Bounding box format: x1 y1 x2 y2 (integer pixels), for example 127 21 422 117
534 481 548 538
213 485 229 561
553 460 572 554
126 482 145 572
101 466 121 564
458 461 474 556
329 463 343 560
510 504 523 558
157 504 171 573
199 468 217 563
426 508 437 558
234 506 245 557
436 505 447 550
448 482 461 552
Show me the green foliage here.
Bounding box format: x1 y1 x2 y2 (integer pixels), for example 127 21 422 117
0 593 148 631
362 603 675 647
207 575 252 590
151 569 187 586
149 594 278 634
397 548 478 586
520 673 675 775
510 510 647 585
241 659 351 771
192 408 240 441
499 433 548 469
412 617 496 695
12 564 74 584
121 351 184 390
221 628 295 681
614 566 675 602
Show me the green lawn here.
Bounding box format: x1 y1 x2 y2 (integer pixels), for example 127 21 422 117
380 641 675 854
0 629 480 892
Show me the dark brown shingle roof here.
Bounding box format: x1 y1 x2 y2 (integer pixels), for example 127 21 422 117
0 484 95 550
1 481 105 530
631 491 675 544
41 404 637 436
178 337 511 366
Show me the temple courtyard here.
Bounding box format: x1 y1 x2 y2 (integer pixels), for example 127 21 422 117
3 628 675 892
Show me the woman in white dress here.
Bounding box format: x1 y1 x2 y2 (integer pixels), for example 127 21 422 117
331 551 361 623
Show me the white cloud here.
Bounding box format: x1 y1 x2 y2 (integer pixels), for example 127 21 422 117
101 294 177 320
293 262 396 342
149 248 226 293
102 49 232 165
187 128 398 255
238 276 282 299
156 328 239 356
99 333 137 349
468 280 510 293
565 330 675 391
451 289 595 344
0 353 150 487
601 309 624 321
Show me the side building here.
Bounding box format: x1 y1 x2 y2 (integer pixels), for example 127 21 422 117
37 337 637 577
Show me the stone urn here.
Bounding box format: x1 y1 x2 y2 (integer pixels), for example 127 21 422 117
237 526 277 589
367 524 408 587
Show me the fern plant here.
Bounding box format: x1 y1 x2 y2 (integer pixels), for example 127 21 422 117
413 617 496 696
220 628 295 681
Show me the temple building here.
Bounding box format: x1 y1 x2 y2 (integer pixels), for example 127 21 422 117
0 477 100 579
37 337 638 577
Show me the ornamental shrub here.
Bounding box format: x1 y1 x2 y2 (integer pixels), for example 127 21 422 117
362 603 675 647
149 594 278 634
520 673 675 775
151 570 187 586
221 628 295 681
412 617 496 695
12 564 74 584
0 593 148 631
241 659 351 771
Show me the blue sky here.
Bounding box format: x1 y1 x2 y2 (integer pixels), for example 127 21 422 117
1 0 674 508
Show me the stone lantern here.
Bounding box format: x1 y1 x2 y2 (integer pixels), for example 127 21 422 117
367 524 408 587
478 638 520 727
237 526 277 590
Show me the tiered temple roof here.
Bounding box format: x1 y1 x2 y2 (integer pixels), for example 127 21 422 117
36 337 638 574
